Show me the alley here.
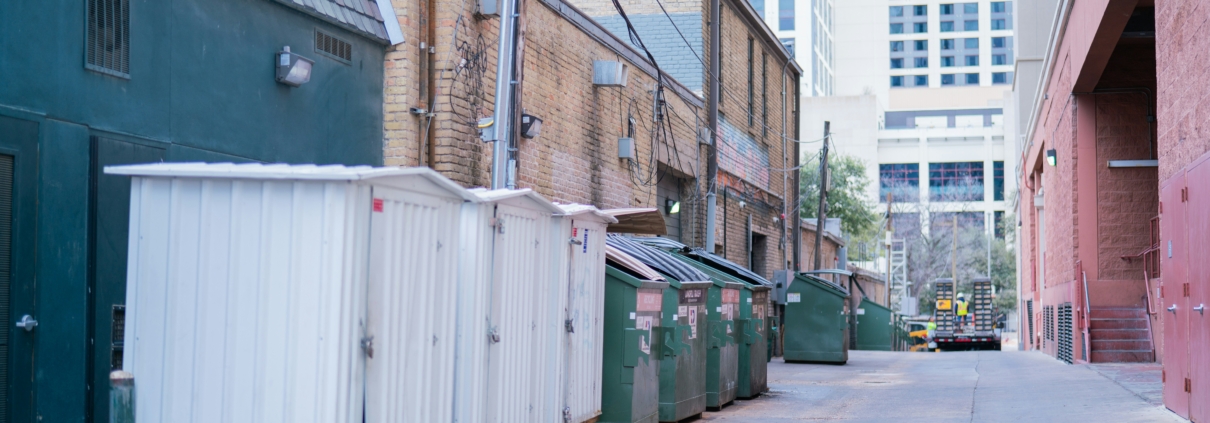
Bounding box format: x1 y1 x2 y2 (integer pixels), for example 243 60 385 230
702 351 1181 423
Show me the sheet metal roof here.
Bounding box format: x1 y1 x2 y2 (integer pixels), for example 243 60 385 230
604 245 665 281
274 0 394 43
557 204 619 224
606 235 709 283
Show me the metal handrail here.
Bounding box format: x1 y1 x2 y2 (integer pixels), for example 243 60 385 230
1081 270 1091 362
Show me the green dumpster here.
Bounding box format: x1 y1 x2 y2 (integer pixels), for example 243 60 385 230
656 277 710 422
602 265 670 423
784 273 850 363
736 284 770 398
707 281 743 408
855 298 893 351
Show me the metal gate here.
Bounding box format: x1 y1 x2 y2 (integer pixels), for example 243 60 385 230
1057 303 1073 364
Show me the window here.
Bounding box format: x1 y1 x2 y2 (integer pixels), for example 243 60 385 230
914 57 928 68
915 75 928 86
993 72 1009 84
891 23 904 34
891 41 905 52
941 39 956 49
929 162 984 201
914 5 927 16
992 19 1007 30
86 0 131 77
931 212 986 234
748 38 754 126
761 54 768 137
941 21 954 32
992 37 1007 48
964 20 979 31
940 4 954 15
993 54 1007 65
965 38 979 49
751 0 764 18
941 56 955 67
994 211 1005 238
966 73 980 84
914 40 928 51
963 3 978 13
942 74 956 85
890 6 904 16
914 22 928 33
891 58 904 69
781 38 795 57
994 161 1005 201
779 0 794 30
992 1 1007 13
891 75 905 87
965 55 979 66
880 164 920 202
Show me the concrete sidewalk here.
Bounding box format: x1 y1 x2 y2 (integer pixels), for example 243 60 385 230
699 350 1182 422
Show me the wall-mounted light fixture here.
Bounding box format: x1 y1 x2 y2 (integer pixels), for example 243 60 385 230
521 114 543 139
1045 149 1057 166
665 199 680 215
276 46 314 87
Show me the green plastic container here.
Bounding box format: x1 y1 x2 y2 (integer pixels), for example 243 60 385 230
706 281 743 408
602 265 670 423
784 273 850 363
736 284 770 398
855 298 894 351
656 277 710 422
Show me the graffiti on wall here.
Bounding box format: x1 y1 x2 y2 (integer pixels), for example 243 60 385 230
717 115 771 189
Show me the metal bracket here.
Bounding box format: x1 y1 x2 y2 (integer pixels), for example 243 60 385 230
568 237 583 245
492 217 505 234
360 336 374 358
489 327 501 343
565 319 575 333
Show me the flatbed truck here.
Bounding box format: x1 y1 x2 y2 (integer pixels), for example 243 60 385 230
932 277 1001 351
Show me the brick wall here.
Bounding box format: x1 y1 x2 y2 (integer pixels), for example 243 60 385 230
1095 95 1157 281
1157 0 1210 181
799 222 841 272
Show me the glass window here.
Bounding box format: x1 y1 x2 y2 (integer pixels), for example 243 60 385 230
966 73 980 84
914 40 928 51
992 19 1007 30
781 38 795 57
965 55 979 66
914 57 928 67
880 163 920 202
890 6 904 17
941 21 954 32
964 20 979 31
942 74 956 85
914 22 928 33
779 0 794 30
993 72 1009 84
964 38 979 49
940 4 954 15
942 56 955 67
914 5 927 16
991 1 1007 13
931 212 986 235
751 0 764 18
963 3 978 13
994 210 1005 238
992 37 1006 48
891 41 904 52
993 54 1007 65
891 58 904 69
941 39 956 49
891 23 904 34
891 75 905 87
929 162 984 201
994 161 1005 201
915 75 928 86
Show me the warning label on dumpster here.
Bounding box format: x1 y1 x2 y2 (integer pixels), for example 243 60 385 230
680 288 704 304
722 289 740 304
787 293 801 303
637 290 663 312
688 307 698 339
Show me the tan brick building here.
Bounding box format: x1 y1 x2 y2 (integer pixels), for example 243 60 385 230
381 0 801 278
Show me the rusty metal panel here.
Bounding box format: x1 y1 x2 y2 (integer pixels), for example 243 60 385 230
1185 159 1210 421
1160 172 1190 418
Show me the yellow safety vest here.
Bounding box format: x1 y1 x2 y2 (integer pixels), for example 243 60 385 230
956 300 969 316
927 321 937 331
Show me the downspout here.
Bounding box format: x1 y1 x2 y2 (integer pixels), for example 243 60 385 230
704 0 721 252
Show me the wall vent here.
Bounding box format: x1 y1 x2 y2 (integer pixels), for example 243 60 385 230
315 30 352 64
86 0 131 78
593 61 629 87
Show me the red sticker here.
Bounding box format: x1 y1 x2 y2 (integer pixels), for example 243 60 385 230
572 227 578 237
373 198 384 212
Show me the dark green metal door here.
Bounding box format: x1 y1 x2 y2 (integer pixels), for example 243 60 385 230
0 115 40 423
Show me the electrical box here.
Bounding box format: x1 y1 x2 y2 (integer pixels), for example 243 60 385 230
593 61 629 87
477 0 500 17
772 270 792 304
618 138 636 161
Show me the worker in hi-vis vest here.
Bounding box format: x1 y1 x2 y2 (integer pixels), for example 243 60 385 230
955 293 970 326
926 317 937 339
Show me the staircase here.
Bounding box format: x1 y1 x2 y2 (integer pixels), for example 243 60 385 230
1089 308 1154 362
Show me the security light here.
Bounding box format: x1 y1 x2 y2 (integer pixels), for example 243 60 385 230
1045 149 1057 166
276 46 314 87
521 114 542 139
665 199 680 214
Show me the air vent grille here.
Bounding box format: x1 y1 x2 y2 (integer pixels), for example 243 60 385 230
86 0 131 77
315 30 352 64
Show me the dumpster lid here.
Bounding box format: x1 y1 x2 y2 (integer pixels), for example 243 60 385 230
104 163 481 201
794 273 850 297
600 208 666 235
605 245 665 281
469 188 565 213
606 235 710 283
626 237 774 287
556 203 618 224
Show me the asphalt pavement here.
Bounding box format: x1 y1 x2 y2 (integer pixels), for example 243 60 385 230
699 350 1184 422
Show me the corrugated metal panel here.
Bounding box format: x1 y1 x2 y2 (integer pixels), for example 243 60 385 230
453 203 494 423
555 209 612 423
365 186 463 423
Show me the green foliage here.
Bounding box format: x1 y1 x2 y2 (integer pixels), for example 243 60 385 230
800 152 880 243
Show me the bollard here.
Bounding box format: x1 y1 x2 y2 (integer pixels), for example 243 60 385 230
110 371 134 423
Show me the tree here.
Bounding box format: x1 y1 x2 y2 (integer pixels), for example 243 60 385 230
800 153 880 243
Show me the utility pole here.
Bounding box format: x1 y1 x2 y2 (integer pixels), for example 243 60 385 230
812 121 830 271
885 192 893 306
489 0 521 189
704 0 721 252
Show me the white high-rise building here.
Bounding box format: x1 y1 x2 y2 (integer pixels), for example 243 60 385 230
754 0 834 96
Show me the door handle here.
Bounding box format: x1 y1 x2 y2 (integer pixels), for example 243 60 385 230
1168 304 1178 313
1195 304 1205 315
15 315 37 331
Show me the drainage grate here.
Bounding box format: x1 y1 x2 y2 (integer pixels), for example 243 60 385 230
1057 303 1073 364
86 0 131 77
1043 305 1054 347
315 30 352 64
1026 300 1034 346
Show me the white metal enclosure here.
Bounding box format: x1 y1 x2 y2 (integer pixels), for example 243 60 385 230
108 163 475 423
550 205 615 423
453 189 564 423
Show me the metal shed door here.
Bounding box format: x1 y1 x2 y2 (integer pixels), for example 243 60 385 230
1186 160 1210 421
1160 174 1189 418
0 116 38 423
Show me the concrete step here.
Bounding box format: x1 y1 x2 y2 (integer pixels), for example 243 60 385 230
1090 318 1148 330
1090 350 1154 363
1090 328 1151 340
1090 308 1146 319
1092 339 1152 351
